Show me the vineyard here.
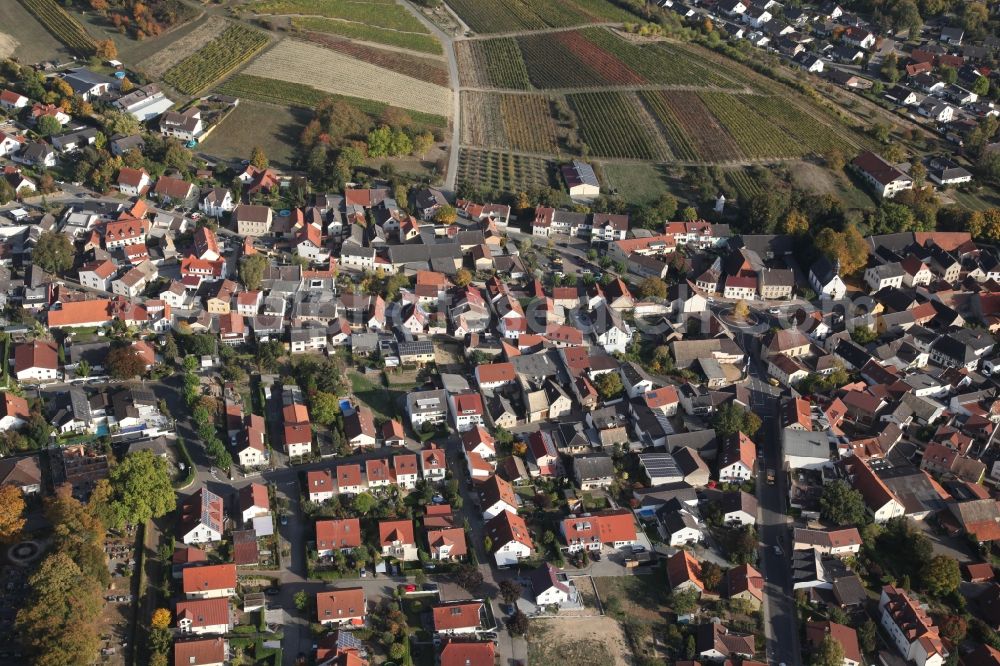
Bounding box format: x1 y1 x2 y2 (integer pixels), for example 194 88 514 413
216 74 448 129
252 0 429 34
457 149 553 194
444 0 635 33
456 40 530 90
299 32 448 86
568 91 669 161
725 168 763 201
510 28 746 90
164 23 269 95
637 91 697 161
16 0 96 55
290 16 441 54
243 39 451 116
460 92 561 154
641 91 742 162
700 92 814 158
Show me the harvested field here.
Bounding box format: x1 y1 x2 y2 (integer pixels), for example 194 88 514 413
138 15 229 78
299 32 448 86
216 74 448 129
252 0 429 33
460 92 561 153
569 91 670 160
243 39 451 117
0 0 65 62
455 39 530 90
527 617 629 666
16 0 96 55
290 16 440 54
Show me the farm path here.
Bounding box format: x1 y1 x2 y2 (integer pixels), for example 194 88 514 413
456 22 623 41
460 144 805 168
458 83 758 95
401 0 460 193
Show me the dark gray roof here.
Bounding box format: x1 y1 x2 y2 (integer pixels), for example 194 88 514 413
573 454 614 480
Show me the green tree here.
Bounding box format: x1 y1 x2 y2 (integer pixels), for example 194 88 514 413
592 371 624 400
973 76 990 97
412 131 434 157
921 555 960 596
819 480 867 526
733 300 750 320
711 403 762 438
880 52 900 83
389 643 407 660
812 634 845 666
17 551 103 666
499 580 522 605
36 115 62 136
106 346 147 379
388 128 412 156
102 109 141 137
455 562 484 593
75 360 91 378
506 610 529 636
701 561 723 591
0 485 26 542
940 65 958 84
454 268 472 287
106 450 175 529
294 590 309 610
238 254 268 291
435 205 458 225
636 277 667 300
668 587 699 614
250 146 269 170
858 619 877 654
0 179 15 205
33 231 74 274
311 391 340 426
367 126 393 157
815 225 868 275
681 206 698 221
352 492 376 515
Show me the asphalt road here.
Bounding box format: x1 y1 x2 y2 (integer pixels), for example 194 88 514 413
734 324 802 666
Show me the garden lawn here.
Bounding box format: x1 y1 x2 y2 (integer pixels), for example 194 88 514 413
349 371 402 420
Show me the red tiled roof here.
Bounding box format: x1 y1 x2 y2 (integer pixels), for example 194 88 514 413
428 526 467 558
175 598 229 629
0 392 29 420
337 464 362 488
476 362 516 385
485 511 533 551
316 587 366 622
182 563 236 594
667 550 704 591
432 601 482 631
805 620 862 665
173 637 226 666
317 518 362 551
378 519 415 546
14 340 57 373
117 167 148 188
439 641 495 666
